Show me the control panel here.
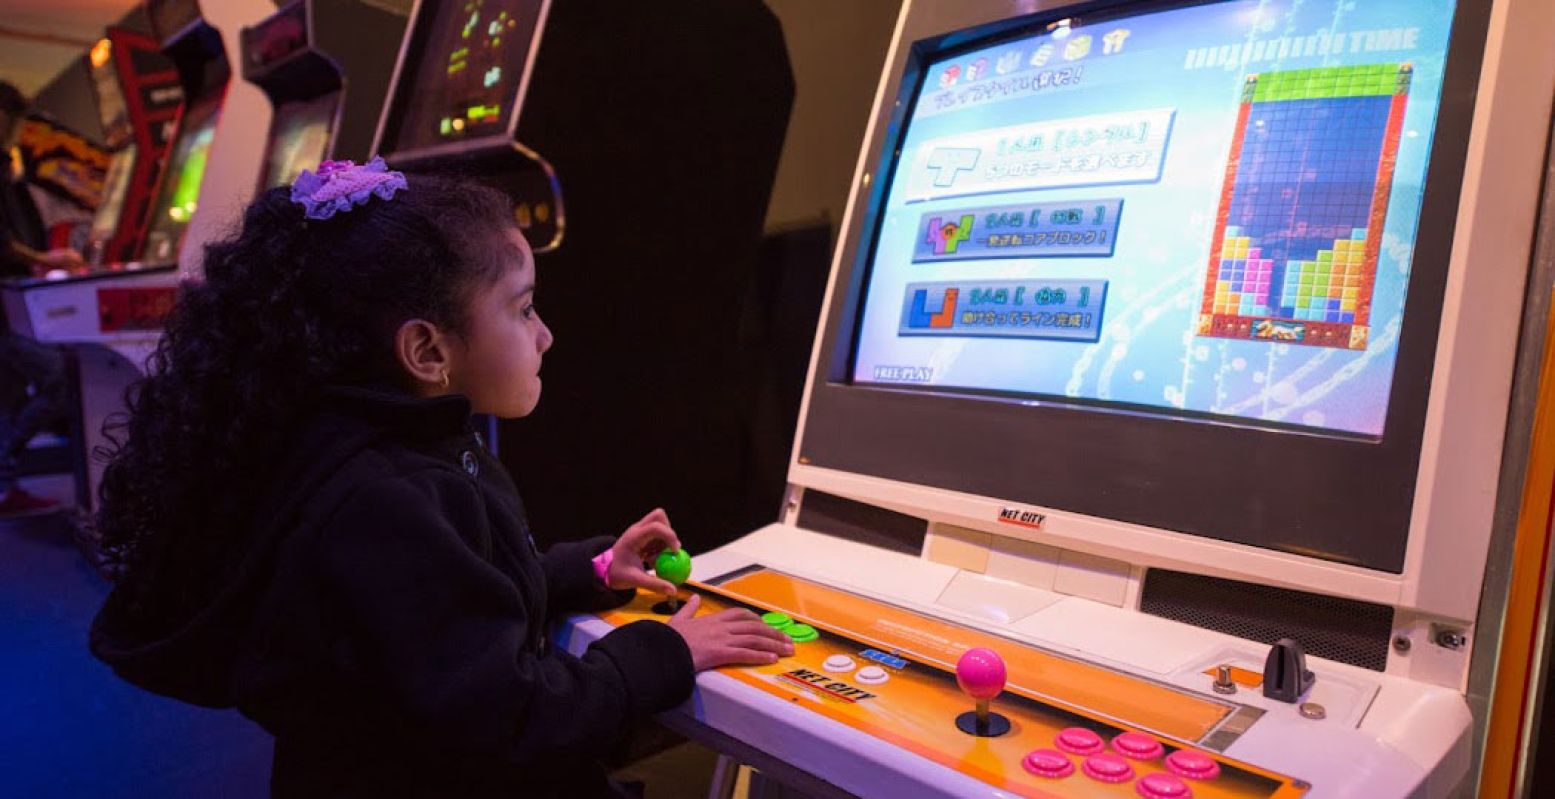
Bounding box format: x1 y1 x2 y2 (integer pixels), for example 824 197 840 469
597 565 1310 798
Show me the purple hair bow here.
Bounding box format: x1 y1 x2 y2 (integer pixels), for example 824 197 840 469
290 157 408 220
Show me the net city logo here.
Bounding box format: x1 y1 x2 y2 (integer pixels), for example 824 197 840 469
998 506 1046 530
925 147 980 188
926 213 974 255
907 287 959 329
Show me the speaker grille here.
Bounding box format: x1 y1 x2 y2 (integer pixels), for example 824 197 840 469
1140 569 1393 672
796 490 927 556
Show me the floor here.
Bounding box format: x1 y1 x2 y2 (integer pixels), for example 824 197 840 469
0 475 273 798
0 473 729 798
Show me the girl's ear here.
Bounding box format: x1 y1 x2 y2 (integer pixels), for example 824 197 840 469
394 318 457 394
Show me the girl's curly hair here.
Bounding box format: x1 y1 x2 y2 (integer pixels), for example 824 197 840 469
96 173 514 629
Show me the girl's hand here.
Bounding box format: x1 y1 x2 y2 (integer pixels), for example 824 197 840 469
666 595 794 671
607 508 682 595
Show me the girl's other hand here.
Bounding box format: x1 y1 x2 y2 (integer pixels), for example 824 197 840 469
607 508 681 595
666 595 794 671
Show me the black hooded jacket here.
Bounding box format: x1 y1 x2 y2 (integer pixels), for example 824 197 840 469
90 387 695 797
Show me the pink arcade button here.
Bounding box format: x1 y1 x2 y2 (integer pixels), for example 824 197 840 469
1136 772 1193 799
1165 750 1222 781
1112 731 1165 761
1021 749 1075 779
1081 753 1136 783
1055 726 1105 756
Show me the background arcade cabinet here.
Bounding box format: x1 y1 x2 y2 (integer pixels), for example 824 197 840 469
558 0 1555 796
137 0 237 267
372 0 795 554
4 0 254 528
83 26 184 268
241 0 410 191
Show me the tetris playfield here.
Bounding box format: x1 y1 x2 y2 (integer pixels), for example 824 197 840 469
1198 64 1411 350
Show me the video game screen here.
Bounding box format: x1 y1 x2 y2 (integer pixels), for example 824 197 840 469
142 94 220 261
90 144 137 246
851 0 1457 438
378 0 544 156
263 92 337 189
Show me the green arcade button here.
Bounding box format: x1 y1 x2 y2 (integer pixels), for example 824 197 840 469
783 624 818 643
762 612 792 629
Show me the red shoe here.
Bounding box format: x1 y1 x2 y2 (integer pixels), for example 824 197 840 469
0 488 62 518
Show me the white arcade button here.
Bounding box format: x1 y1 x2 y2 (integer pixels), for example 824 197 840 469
856 666 890 685
823 655 857 673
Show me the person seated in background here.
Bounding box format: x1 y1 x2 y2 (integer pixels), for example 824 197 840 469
0 80 80 518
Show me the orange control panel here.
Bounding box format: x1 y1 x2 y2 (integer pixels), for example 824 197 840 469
598 565 1310 798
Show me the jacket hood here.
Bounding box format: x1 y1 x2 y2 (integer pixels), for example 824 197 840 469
89 387 473 707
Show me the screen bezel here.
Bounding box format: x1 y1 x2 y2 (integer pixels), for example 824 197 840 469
371 0 551 165
794 0 1492 574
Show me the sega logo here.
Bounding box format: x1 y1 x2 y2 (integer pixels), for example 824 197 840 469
860 649 909 669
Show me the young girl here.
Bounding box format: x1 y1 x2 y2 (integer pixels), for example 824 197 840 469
89 160 792 798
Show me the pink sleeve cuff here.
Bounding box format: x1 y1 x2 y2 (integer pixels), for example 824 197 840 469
591 548 615 588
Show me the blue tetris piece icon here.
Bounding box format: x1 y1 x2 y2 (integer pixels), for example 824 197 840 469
925 147 980 188
907 288 958 329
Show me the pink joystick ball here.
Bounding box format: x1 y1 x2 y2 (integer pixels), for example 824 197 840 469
955 647 1007 701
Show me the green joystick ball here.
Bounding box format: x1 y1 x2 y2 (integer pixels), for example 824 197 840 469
655 549 692 585
652 549 692 615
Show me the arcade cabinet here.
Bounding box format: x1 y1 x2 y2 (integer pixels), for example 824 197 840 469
3 0 245 520
559 0 1555 796
373 0 794 553
138 0 235 265
83 27 183 267
373 0 567 253
241 0 410 190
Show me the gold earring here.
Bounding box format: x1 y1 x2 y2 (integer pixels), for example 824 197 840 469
440 372 450 389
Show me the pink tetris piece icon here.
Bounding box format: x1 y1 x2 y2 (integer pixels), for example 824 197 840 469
1164 750 1222 781
954 647 1006 700
1112 731 1165 761
1055 727 1105 756
1081 753 1136 783
1136 772 1193 799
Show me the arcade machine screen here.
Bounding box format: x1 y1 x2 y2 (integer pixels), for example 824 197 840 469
262 93 337 189
89 144 137 259
376 0 545 156
852 0 1456 440
141 94 219 262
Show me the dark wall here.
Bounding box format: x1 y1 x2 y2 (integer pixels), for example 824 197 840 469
496 0 795 553
742 0 902 533
761 0 903 236
497 0 902 553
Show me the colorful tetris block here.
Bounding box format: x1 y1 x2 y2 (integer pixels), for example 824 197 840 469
1199 64 1411 350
